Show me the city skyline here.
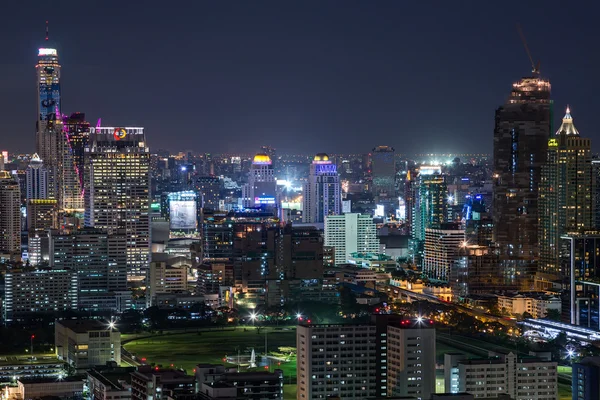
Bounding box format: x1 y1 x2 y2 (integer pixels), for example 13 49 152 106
1 1 599 154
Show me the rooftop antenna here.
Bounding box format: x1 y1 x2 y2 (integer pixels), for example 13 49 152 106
516 24 540 75
45 20 49 41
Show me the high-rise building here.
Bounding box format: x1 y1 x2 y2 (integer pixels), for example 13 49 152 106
493 74 551 288
387 318 436 400
35 46 62 202
560 232 600 328
50 228 129 312
411 165 447 242
423 223 465 280
0 171 22 258
303 153 341 223
324 213 379 266
296 323 378 399
371 146 395 198
539 107 593 287
84 127 150 278
450 352 557 400
297 316 436 400
4 269 78 324
573 357 600 400
26 153 48 200
242 153 276 208
61 112 90 211
196 176 222 210
27 199 58 265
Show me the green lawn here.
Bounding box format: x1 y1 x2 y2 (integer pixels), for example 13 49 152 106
558 382 572 400
123 327 297 379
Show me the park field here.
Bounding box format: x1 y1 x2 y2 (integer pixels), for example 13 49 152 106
123 327 297 379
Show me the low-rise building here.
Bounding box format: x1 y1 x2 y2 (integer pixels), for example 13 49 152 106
0 356 65 383
55 320 121 372
347 252 397 272
87 366 135 400
16 376 84 400
198 370 284 400
497 293 561 318
131 367 195 400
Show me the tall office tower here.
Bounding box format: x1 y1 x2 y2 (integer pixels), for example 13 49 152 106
593 159 600 229
195 176 222 210
50 228 129 312
201 210 234 261
324 213 379 265
296 323 378 399
61 112 90 211
493 73 551 289
0 153 4 170
302 153 341 223
560 232 600 328
539 107 593 287
27 199 58 265
411 165 447 242
0 171 22 258
26 153 48 200
84 127 150 278
423 223 465 280
242 153 276 208
371 145 396 198
35 46 61 202
387 318 436 400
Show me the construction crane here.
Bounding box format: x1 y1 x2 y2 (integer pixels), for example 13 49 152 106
516 24 540 75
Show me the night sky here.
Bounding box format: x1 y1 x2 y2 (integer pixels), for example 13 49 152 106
1 1 599 155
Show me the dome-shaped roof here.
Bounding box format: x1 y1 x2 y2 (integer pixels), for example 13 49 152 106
252 153 272 165
314 153 330 162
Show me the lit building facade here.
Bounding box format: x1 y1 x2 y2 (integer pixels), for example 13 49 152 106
35 47 61 202
26 153 48 200
3 269 78 324
423 223 465 281
50 228 129 312
324 213 379 266
0 171 22 258
411 165 447 242
539 107 593 287
196 175 222 210
84 127 150 278
242 153 276 208
303 153 341 223
371 145 395 198
493 74 552 289
61 112 90 211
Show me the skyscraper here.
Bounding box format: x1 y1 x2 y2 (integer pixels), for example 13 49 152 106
324 213 379 265
493 73 551 288
302 153 341 223
242 153 276 208
35 46 61 202
411 165 447 242
26 153 48 200
195 176 222 210
84 127 150 278
371 145 395 198
61 112 90 211
539 107 593 285
0 171 22 259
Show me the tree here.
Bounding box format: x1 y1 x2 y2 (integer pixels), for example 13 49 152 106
522 311 533 320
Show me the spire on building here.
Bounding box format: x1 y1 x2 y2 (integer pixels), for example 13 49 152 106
556 105 579 136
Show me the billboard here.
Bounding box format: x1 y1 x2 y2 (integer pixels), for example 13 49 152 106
39 82 60 121
255 196 276 205
169 200 197 230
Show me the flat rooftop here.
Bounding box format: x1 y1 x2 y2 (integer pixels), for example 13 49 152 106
18 375 85 384
57 319 115 333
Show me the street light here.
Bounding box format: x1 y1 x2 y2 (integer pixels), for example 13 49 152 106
296 313 302 321
249 312 257 326
108 321 116 330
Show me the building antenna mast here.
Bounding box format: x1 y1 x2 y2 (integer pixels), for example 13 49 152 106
45 20 49 41
516 24 540 75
